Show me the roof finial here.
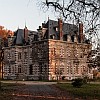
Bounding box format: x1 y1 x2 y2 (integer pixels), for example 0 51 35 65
24 21 27 29
18 26 19 29
48 15 49 21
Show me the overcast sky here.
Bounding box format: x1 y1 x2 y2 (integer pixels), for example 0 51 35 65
0 0 57 31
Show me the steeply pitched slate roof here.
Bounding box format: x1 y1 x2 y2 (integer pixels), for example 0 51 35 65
13 29 24 45
15 29 24 45
13 29 37 45
63 23 78 35
41 19 78 40
47 19 78 36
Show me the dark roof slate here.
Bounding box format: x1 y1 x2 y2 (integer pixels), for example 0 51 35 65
15 29 24 45
13 29 37 45
47 19 78 36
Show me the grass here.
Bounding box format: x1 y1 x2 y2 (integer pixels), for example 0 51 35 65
0 82 24 100
56 83 100 100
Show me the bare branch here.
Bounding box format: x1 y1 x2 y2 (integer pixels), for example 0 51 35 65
38 0 100 48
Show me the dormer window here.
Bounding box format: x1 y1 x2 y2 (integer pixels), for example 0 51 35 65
50 34 55 39
56 27 58 31
71 35 74 42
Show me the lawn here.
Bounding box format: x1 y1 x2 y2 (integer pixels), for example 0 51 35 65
0 82 23 100
56 83 100 100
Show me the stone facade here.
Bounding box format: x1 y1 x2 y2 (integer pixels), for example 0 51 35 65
49 39 92 80
3 27 38 80
32 39 92 80
32 40 49 80
3 19 93 80
31 19 93 80
0 49 3 79
3 45 33 80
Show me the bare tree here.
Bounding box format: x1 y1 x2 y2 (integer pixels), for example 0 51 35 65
36 0 100 48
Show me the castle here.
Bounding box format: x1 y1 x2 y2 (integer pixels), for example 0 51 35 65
2 19 93 80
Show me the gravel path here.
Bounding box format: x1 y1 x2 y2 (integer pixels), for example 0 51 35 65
11 84 79 100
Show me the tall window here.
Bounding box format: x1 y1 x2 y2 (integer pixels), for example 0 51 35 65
12 66 14 74
76 66 78 74
30 51 32 58
5 52 8 61
18 52 21 60
39 62 42 74
9 66 11 73
29 65 33 75
24 52 27 59
18 65 21 73
11 51 15 60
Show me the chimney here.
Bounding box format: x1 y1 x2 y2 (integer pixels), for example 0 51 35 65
37 26 42 41
58 18 63 40
79 22 83 43
24 26 28 43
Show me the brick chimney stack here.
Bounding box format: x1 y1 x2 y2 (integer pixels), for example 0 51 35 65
58 18 63 40
24 26 28 43
79 22 83 43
